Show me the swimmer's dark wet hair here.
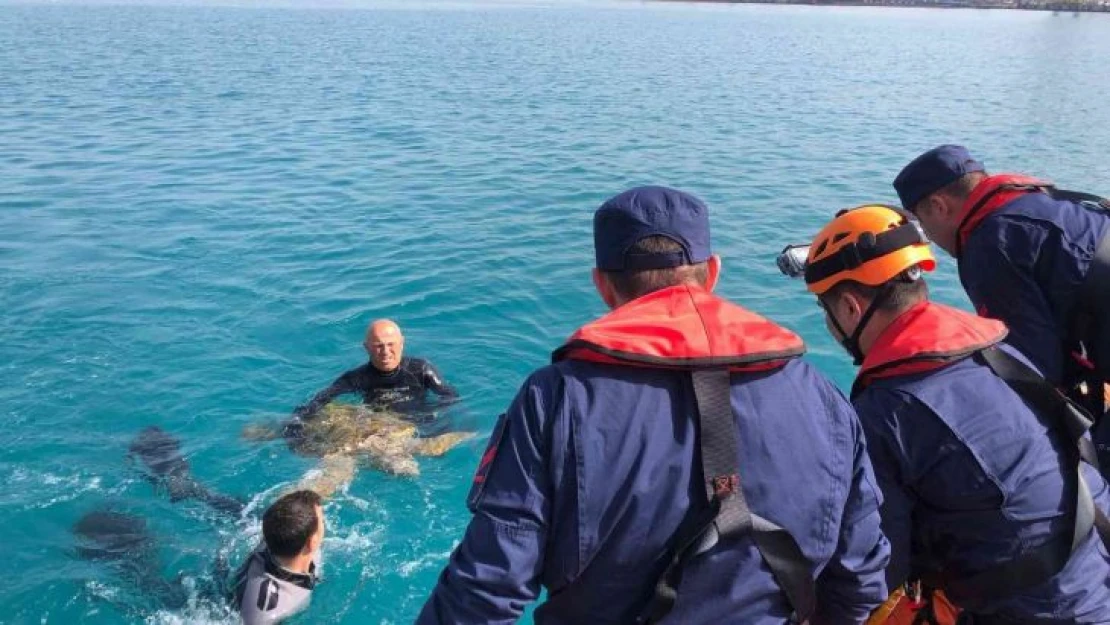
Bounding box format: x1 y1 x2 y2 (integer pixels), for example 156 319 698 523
603 236 710 301
263 490 323 558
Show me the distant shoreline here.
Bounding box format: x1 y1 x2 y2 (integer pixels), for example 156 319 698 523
659 0 1110 12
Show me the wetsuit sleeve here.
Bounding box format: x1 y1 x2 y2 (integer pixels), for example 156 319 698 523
853 389 916 590
421 360 459 401
292 371 358 421
813 386 891 624
961 219 1064 382
416 372 554 625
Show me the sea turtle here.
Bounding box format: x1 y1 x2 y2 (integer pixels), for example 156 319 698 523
243 403 475 498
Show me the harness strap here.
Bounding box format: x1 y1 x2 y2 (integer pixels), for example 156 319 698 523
925 347 1109 604
979 348 1099 465
637 369 815 624
1048 188 1110 211
978 347 1108 546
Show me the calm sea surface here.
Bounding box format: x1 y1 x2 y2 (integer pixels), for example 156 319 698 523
1 1 1109 622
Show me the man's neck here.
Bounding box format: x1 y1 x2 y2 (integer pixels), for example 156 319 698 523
858 300 923 356
276 552 314 576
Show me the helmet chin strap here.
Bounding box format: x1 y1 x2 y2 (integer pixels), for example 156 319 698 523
827 284 896 366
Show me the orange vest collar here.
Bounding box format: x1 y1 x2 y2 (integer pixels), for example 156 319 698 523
855 301 1007 391
553 285 804 371
956 174 1052 252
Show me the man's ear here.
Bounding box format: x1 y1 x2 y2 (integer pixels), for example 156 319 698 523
305 521 324 555
921 194 953 220
592 268 620 310
705 255 721 292
836 289 867 322
940 192 966 222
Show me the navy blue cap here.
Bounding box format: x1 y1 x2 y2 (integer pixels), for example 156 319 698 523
593 186 711 271
893 145 985 210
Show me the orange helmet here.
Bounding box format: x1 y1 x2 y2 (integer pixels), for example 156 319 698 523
805 205 936 295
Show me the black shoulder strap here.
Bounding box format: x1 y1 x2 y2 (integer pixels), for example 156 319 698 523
978 347 1100 464
638 369 815 624
977 347 1110 539
932 347 1110 604
1046 187 1110 213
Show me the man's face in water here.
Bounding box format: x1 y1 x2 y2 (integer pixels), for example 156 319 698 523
365 322 404 373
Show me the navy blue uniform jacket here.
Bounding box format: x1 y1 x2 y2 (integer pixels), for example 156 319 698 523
853 302 1110 621
417 286 890 625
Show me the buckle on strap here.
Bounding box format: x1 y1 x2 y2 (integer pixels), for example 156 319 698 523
712 474 739 498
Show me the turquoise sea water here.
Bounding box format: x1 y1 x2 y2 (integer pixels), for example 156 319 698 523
2 1 1110 622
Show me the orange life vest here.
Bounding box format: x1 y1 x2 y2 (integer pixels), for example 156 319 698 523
853 301 1008 394
552 284 804 371
956 174 1053 254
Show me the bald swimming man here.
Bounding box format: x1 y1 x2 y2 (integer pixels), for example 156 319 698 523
285 320 458 437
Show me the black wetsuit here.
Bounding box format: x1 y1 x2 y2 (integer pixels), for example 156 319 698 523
293 357 457 421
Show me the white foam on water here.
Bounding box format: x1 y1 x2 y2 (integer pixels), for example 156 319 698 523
397 549 453 578
239 481 290 519
332 487 389 520
84 579 121 602
145 572 238 625
344 492 374 512
146 603 237 625
5 467 117 509
324 522 385 556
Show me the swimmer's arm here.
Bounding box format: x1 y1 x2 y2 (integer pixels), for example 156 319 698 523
422 361 459 402
292 373 359 421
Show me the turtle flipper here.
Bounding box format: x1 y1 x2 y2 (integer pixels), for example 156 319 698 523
289 454 357 500
365 448 420 477
411 431 476 457
241 421 282 442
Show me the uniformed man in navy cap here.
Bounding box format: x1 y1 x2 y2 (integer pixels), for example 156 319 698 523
894 145 1110 468
416 186 889 625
